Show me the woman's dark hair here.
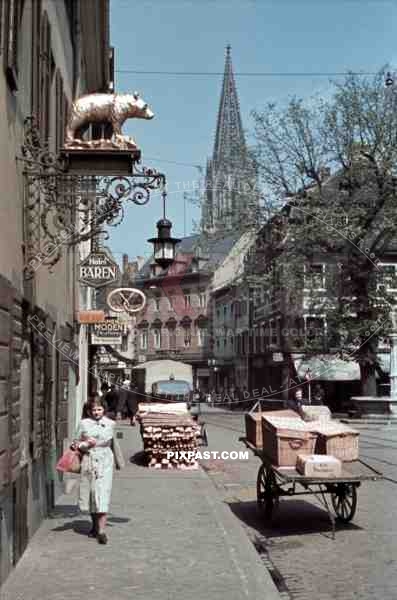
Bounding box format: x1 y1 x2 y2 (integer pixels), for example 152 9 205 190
82 395 106 418
88 395 106 408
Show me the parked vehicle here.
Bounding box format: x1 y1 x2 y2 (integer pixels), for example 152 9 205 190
132 359 193 404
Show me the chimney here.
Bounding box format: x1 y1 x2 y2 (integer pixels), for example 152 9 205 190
122 253 129 274
136 256 145 270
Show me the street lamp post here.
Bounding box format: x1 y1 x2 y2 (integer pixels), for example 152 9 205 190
390 310 397 411
208 358 218 404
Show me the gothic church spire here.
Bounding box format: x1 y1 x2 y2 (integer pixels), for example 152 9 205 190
202 47 258 235
213 45 246 164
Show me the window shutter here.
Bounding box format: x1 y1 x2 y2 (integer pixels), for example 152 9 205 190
31 0 41 120
55 69 65 151
39 12 51 140
3 0 21 90
0 0 3 55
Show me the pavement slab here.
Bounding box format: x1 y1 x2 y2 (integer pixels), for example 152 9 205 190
0 421 281 600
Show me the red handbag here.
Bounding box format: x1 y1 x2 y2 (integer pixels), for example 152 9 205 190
56 448 81 474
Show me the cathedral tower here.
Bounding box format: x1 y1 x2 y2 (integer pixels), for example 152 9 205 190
202 46 258 234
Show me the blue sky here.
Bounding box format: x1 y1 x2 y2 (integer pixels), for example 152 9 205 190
108 0 397 264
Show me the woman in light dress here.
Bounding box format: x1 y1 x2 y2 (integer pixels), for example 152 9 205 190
72 396 115 545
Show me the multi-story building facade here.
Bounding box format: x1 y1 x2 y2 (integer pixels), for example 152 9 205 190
133 235 238 391
211 230 255 394
0 0 110 582
246 190 397 411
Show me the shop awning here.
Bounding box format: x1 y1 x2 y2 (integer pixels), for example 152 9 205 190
294 353 391 381
294 355 360 381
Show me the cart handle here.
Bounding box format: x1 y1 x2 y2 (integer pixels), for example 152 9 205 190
289 439 306 450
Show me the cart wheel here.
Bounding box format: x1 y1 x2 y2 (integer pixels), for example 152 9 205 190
331 483 357 523
257 465 278 518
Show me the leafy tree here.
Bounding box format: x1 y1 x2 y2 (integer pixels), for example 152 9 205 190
249 69 397 396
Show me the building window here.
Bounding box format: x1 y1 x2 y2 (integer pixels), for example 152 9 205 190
167 320 177 349
184 291 191 308
121 335 128 352
199 291 206 308
154 295 161 311
305 317 325 345
304 264 326 290
197 327 206 347
183 327 191 348
140 330 148 350
169 328 176 349
276 317 281 347
223 305 227 319
153 328 161 349
216 307 220 320
378 264 397 291
269 320 278 346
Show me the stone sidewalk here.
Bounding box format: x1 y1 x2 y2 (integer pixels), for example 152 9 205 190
0 424 280 600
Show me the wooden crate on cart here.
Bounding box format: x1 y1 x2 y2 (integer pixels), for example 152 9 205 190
261 416 317 467
245 409 298 448
310 422 359 461
300 405 331 422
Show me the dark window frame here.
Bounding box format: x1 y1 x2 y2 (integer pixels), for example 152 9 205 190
3 0 21 91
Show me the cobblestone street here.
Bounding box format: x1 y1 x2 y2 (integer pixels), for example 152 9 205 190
200 410 397 600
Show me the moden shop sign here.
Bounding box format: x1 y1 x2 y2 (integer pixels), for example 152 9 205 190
79 252 119 288
91 318 128 345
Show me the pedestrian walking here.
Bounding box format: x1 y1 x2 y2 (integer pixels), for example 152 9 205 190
312 383 325 406
71 396 123 545
99 381 109 397
233 386 241 411
104 384 119 420
119 380 138 426
286 388 307 413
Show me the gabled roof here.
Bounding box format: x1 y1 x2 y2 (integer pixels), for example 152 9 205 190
211 229 257 293
135 232 240 282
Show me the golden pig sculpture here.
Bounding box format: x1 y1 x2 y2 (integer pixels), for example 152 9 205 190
65 92 154 149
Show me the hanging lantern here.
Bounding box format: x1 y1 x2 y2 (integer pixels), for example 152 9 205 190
148 187 180 268
148 217 180 268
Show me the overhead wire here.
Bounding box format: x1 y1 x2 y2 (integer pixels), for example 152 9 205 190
115 69 377 77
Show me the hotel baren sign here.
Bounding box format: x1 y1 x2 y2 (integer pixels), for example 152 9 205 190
79 252 119 288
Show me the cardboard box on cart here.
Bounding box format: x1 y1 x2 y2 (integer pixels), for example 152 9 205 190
296 454 342 477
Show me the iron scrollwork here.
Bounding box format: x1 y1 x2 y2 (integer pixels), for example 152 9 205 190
19 117 166 278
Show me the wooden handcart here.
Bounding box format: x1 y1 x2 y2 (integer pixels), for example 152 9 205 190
242 438 382 538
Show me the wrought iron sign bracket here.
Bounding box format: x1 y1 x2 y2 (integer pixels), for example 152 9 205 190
18 117 166 278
